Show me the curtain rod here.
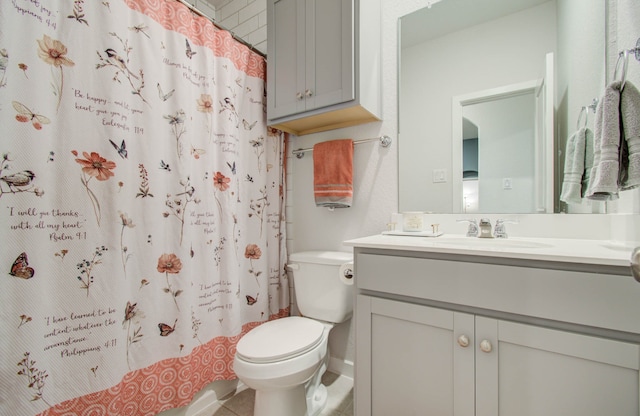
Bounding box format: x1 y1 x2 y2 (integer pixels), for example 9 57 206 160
292 136 393 159
176 0 266 59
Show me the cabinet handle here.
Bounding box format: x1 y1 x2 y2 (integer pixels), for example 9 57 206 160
479 339 493 353
457 334 470 348
305 89 313 97
296 92 304 101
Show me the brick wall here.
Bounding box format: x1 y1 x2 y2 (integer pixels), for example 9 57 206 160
191 0 267 55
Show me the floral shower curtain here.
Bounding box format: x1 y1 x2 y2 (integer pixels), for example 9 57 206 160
0 0 289 414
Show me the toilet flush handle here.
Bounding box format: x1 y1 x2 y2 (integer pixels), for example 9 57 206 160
285 263 299 270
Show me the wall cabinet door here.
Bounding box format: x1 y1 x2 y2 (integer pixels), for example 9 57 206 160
267 0 353 121
357 295 640 416
267 0 306 119
303 0 354 112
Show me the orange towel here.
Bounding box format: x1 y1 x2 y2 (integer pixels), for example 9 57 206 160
313 139 354 208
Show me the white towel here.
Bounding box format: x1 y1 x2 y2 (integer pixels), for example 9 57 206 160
582 126 595 198
620 81 640 190
586 81 622 200
560 127 593 204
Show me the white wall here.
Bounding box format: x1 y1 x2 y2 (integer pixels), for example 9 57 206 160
190 0 218 20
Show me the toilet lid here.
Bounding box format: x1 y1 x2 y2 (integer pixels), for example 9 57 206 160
236 317 325 363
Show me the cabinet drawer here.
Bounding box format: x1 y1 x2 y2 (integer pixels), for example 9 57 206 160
356 253 640 335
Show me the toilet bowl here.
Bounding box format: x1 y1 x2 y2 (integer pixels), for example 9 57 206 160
234 317 332 416
233 251 353 416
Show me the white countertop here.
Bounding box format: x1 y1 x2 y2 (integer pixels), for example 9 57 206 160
344 233 637 268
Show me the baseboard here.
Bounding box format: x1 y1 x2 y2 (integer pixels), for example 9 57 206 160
328 357 354 380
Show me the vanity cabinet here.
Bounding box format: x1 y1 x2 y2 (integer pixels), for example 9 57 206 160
266 0 381 135
352 249 640 416
358 296 639 416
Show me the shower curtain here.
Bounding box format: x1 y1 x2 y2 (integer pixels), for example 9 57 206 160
0 0 289 414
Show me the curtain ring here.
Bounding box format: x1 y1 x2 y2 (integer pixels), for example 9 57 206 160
576 106 588 130
614 49 629 90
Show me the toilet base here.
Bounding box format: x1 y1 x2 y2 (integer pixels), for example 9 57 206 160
306 383 327 416
254 385 307 416
305 354 328 416
252 382 328 416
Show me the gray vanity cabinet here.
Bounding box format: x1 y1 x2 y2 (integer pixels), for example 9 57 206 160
354 250 640 416
266 0 381 135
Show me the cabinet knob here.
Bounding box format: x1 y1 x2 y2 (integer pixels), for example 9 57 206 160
457 334 470 348
305 89 313 97
479 339 493 353
296 92 304 101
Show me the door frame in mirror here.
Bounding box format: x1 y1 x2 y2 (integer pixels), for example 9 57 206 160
452 71 553 213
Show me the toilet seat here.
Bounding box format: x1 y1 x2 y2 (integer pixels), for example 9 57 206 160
236 317 325 363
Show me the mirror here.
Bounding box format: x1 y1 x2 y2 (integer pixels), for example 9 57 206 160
398 0 606 214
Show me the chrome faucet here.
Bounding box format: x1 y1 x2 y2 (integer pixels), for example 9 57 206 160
494 219 518 239
456 219 478 237
478 218 492 238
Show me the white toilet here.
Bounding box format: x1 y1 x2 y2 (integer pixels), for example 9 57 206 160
233 251 354 416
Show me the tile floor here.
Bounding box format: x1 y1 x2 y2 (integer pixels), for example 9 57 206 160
209 372 354 416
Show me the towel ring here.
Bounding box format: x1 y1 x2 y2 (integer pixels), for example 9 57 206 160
576 107 588 130
576 98 598 130
614 38 640 91
614 49 629 90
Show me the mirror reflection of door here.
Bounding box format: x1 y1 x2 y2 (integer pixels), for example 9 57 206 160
461 91 536 213
462 120 479 213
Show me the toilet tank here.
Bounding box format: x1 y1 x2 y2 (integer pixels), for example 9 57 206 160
288 251 354 324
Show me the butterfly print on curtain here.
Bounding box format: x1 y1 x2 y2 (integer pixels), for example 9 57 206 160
9 252 35 279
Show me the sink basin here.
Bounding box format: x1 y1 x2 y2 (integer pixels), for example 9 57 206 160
601 242 639 252
432 237 553 249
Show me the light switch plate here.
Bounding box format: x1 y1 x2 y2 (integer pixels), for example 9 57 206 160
433 169 446 183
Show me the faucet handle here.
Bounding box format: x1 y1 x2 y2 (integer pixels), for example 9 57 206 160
494 219 518 239
456 218 478 237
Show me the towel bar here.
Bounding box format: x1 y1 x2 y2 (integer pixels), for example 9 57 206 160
292 135 392 159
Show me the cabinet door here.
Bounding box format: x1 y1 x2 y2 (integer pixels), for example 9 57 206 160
356 295 474 416
476 317 640 416
267 0 306 119
304 0 354 112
